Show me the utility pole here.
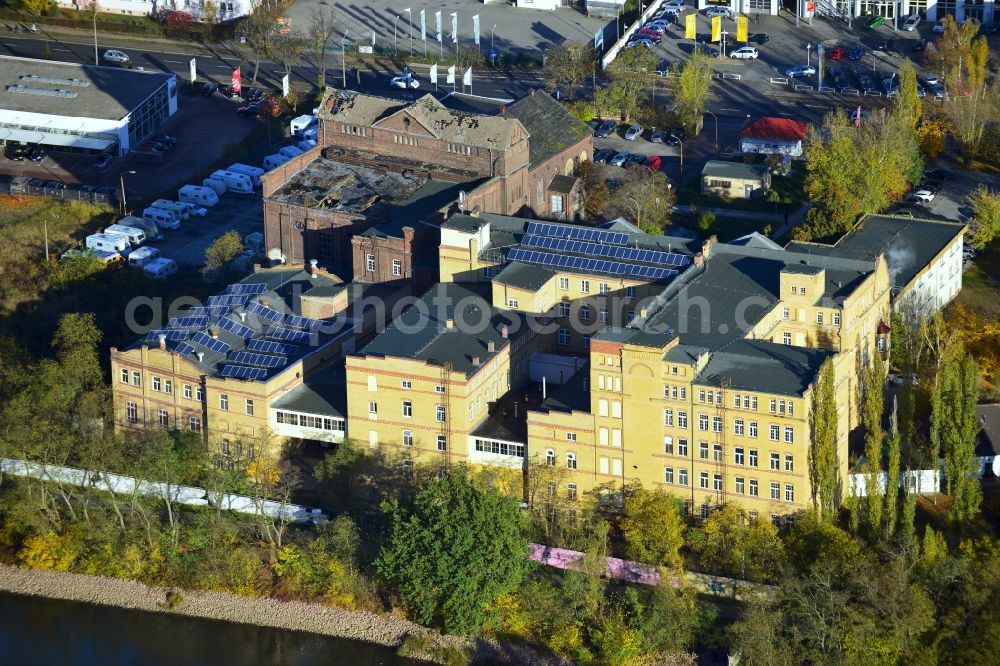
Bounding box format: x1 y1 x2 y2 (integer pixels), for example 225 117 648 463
92 3 99 65
44 214 55 261
405 8 413 57
119 170 135 215
342 31 350 88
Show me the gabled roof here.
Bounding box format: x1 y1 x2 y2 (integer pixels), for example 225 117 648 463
321 89 402 126
729 231 784 251
740 117 809 142
503 91 592 168
380 94 521 150
548 174 577 194
701 160 768 181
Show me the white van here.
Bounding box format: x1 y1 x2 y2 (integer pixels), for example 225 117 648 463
201 177 227 196
86 233 131 255
178 184 220 207
210 170 254 194
143 257 177 279
278 145 304 160
128 246 161 268
263 154 291 171
227 163 264 187
150 199 190 221
104 224 147 247
143 207 180 231
289 114 316 136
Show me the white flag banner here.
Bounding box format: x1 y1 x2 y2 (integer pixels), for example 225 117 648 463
189 57 196 83
430 63 438 84
446 65 455 84
463 67 471 86
435 11 442 43
372 30 376 47
420 9 426 41
450 12 458 44
473 14 480 46
282 73 290 97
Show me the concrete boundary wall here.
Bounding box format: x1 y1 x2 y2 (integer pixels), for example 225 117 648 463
600 0 665 70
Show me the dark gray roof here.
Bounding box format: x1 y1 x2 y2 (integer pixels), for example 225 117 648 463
493 261 556 290
786 215 965 291
358 282 517 377
549 174 577 194
701 160 768 181
781 263 824 275
503 91 592 168
271 366 346 417
365 178 475 238
664 344 709 364
693 340 833 397
0 55 173 121
441 214 487 233
537 364 592 413
729 231 784 251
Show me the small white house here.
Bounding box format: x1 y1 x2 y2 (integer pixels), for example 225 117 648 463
739 117 809 157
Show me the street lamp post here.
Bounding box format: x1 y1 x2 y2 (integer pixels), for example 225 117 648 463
721 30 728 58
675 135 684 176
342 31 350 88
806 43 812 67
119 170 135 216
491 24 497 65
405 8 413 57
44 213 55 261
705 110 719 152
393 15 399 56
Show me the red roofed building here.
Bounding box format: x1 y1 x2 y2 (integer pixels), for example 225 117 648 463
739 117 809 157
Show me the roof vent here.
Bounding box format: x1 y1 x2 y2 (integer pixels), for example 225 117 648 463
19 74 90 87
6 85 77 98
500 325 509 338
309 258 318 278
196 352 204 362
157 334 167 351
446 318 454 329
210 329 218 338
238 310 247 322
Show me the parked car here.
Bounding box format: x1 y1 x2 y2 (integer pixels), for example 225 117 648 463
856 73 877 93
902 14 921 31
45 181 65 192
201 82 218 96
236 103 261 117
921 74 945 95
624 124 644 140
138 142 166 153
694 44 720 57
4 145 27 161
848 46 866 60
28 147 45 162
656 61 672 76
875 38 896 52
152 134 177 147
637 27 663 39
666 128 685 145
748 33 771 44
80 185 98 194
647 20 671 31
626 38 655 50
785 64 816 77
595 120 616 138
593 148 616 164
243 87 264 102
828 47 846 60
932 18 947 33
610 151 631 167
865 15 885 29
644 155 663 170
913 38 927 52
662 0 685 8
730 46 759 60
219 85 238 98
882 77 899 94
829 67 850 89
101 49 130 65
626 153 647 167
95 186 118 200
650 129 669 143
906 189 936 203
705 6 733 18
696 33 717 44
390 75 420 89
94 154 114 171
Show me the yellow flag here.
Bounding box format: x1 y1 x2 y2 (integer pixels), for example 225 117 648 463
736 15 748 43
711 16 721 43
685 13 696 40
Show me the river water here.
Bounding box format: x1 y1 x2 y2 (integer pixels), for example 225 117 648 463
0 591 417 666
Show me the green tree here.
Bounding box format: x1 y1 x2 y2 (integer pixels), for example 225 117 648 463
670 51 714 135
894 59 922 131
624 579 701 655
607 166 676 233
936 347 982 521
376 473 528 635
307 8 338 90
966 185 1000 249
884 419 901 539
862 350 885 533
598 47 656 123
541 43 595 98
621 486 685 568
808 358 838 519
203 231 245 273
937 18 995 162
688 504 784 583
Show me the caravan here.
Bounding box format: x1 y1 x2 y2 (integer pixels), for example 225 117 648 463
210 170 254 194
86 233 131 255
118 215 163 242
103 224 147 247
227 163 264 187
290 114 316 136
143 258 177 279
143 207 180 230
278 145 304 160
263 153 291 171
297 139 317 152
150 199 191 221
178 184 220 207
201 178 227 196
128 246 161 268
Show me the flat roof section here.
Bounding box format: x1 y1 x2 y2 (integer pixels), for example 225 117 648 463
272 366 347 418
0 55 173 121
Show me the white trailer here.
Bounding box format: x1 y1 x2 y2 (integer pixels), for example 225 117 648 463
85 233 131 255
128 246 161 268
278 145 304 160
143 257 178 279
103 224 147 247
263 153 291 171
289 114 316 136
179 184 220 207
210 170 254 194
150 199 191 221
201 177 227 196
119 215 163 241
227 163 264 186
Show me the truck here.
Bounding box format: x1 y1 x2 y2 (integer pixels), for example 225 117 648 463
86 233 131 255
227 163 264 187
289 114 317 136
178 184 220 207
150 199 191 221
263 154 291 171
210 170 254 194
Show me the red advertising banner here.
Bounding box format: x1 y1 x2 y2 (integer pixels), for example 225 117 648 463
231 67 242 95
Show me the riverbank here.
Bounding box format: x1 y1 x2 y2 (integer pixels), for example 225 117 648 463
0 564 555 665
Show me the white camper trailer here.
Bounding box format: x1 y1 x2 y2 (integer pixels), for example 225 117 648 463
128 246 161 268
210 170 254 194
178 185 220 207
201 178 227 196
278 145 304 160
143 207 180 230
103 224 147 247
289 114 316 136
227 163 264 187
118 215 163 241
263 154 291 171
143 258 178 279
85 233 131 255
150 199 191 221
297 139 317 152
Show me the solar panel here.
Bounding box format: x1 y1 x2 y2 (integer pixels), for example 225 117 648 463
219 365 269 381
228 351 287 368
284 314 322 330
216 316 255 340
191 331 232 354
246 339 298 355
174 341 197 357
507 248 679 281
525 222 629 246
144 329 189 343
521 235 691 267
247 301 284 324
167 316 209 330
186 306 231 319
207 294 251 308
225 283 267 296
267 326 312 344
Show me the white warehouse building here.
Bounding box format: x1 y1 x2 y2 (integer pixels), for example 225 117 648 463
699 0 994 24
0 55 177 157
59 0 251 22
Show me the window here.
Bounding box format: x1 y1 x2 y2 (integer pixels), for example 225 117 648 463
366 254 375 272
784 426 794 443
735 447 745 465
787 402 794 416
680 387 686 400
770 482 781 500
550 194 564 213
437 435 447 452
131 371 141 387
392 259 402 276
558 302 570 317
222 439 231 456
713 416 722 433
699 442 709 459
599 399 609 417
706 391 714 405
785 455 794 472
582 335 590 349
713 444 723 461
735 476 745 494
699 471 709 489
779 400 786 414
126 401 138 423
507 298 519 309
402 430 413 446
699 390 706 404
566 432 577 442
770 452 780 470
558 328 571 346
183 384 192 399
733 393 741 408
400 400 412 418
546 449 556 466
436 405 446 422
708 178 732 188
749 449 758 467
567 452 577 469
833 311 841 326
699 413 709 431
663 409 673 426
436 385 445 394
401 380 412 390
677 439 688 456
626 286 636 298
743 395 750 409
751 397 757 410
713 473 722 491
598 282 609 295
195 387 203 402
770 424 780 441
580 305 591 321
567 483 578 501
219 394 229 411
785 484 795 503
189 416 201 432
481 267 493 278
664 436 674 454
403 458 413 476
783 332 792 345
580 280 590 293
164 380 172 395
599 308 608 323
393 134 417 146
120 368 128 383
816 311 824 325
559 277 569 290
368 401 378 415
749 421 758 438
678 469 688 486
769 399 777 413
664 467 674 484
611 401 622 418
447 143 472 154
678 411 688 428
749 479 759 496
245 399 254 416
782 307 789 320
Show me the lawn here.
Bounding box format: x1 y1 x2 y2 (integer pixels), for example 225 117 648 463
674 160 808 215
670 210 777 244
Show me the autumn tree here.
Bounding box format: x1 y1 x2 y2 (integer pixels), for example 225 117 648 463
203 230 245 274
576 159 609 219
861 350 885 534
621 486 685 568
307 8 339 90
240 0 282 86
935 346 982 521
884 406 901 539
808 358 838 519
542 43 595 98
670 51 714 135
607 166 675 233
687 504 784 583
936 17 995 162
597 47 656 123
967 185 1000 249
271 30 305 84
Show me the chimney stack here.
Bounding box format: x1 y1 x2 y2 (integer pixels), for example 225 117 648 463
487 340 495 352
472 355 481 367
158 334 166 351
210 329 218 338
693 253 704 267
262 299 270 308
309 259 318 278
500 325 508 338
446 318 454 329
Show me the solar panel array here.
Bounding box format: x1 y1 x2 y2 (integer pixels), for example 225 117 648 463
219 365 269 381
207 293 251 308
246 339 298 355
167 316 209 330
144 329 189 343
191 331 232 354
248 301 284 324
224 283 267 296
174 341 197 357
284 314 322 330
267 326 312 344
507 248 679 281
229 351 287 368
526 222 629 246
521 234 690 267
217 316 255 340
186 305 231 319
